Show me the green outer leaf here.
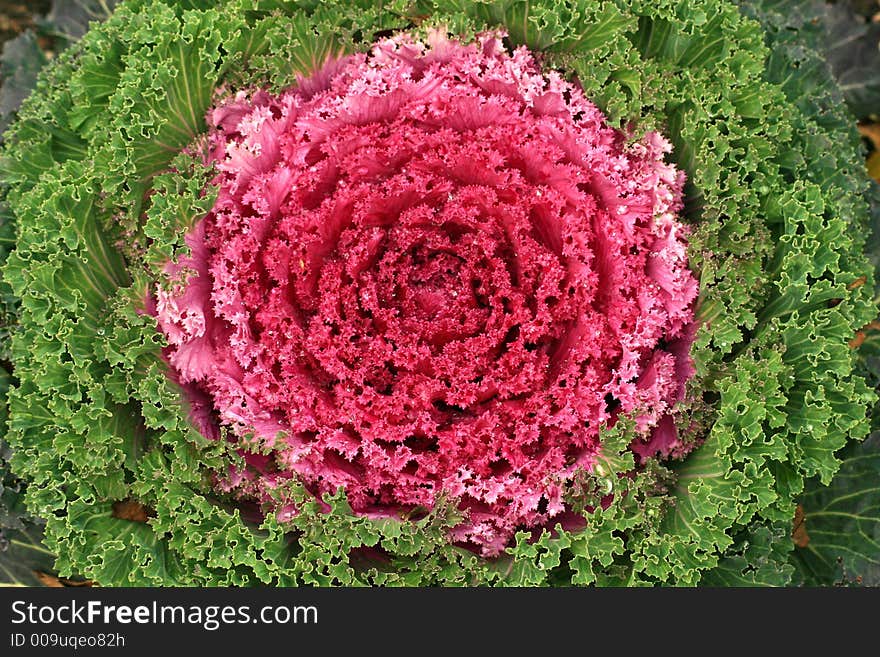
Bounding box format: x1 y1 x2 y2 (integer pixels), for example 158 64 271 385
791 433 880 586
0 524 55 587
823 3 880 120
700 522 795 586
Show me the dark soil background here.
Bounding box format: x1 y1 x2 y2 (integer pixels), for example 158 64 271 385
0 2 51 45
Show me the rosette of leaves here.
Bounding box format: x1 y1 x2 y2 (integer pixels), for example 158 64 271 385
0 0 876 586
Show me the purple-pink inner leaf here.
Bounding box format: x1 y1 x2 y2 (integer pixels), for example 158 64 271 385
155 32 699 555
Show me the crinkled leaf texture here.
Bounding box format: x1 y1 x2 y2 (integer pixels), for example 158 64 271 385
0 0 875 586
741 0 880 586
1 363 53 587
822 2 880 120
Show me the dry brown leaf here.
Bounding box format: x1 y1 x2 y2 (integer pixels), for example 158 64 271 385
34 571 66 587
857 124 880 182
111 499 155 523
34 571 97 587
792 504 810 548
60 578 96 587
849 319 880 348
868 150 880 182
859 122 880 148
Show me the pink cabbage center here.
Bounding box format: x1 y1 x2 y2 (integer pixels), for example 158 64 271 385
155 32 699 555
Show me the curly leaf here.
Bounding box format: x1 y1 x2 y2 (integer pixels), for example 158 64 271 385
700 523 794 586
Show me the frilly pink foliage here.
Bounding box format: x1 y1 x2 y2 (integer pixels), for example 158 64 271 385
155 32 699 555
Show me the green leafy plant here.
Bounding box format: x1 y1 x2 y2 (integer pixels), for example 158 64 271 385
0 0 877 586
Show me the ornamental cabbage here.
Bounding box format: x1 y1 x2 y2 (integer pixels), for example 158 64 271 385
0 0 876 586
155 31 698 555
